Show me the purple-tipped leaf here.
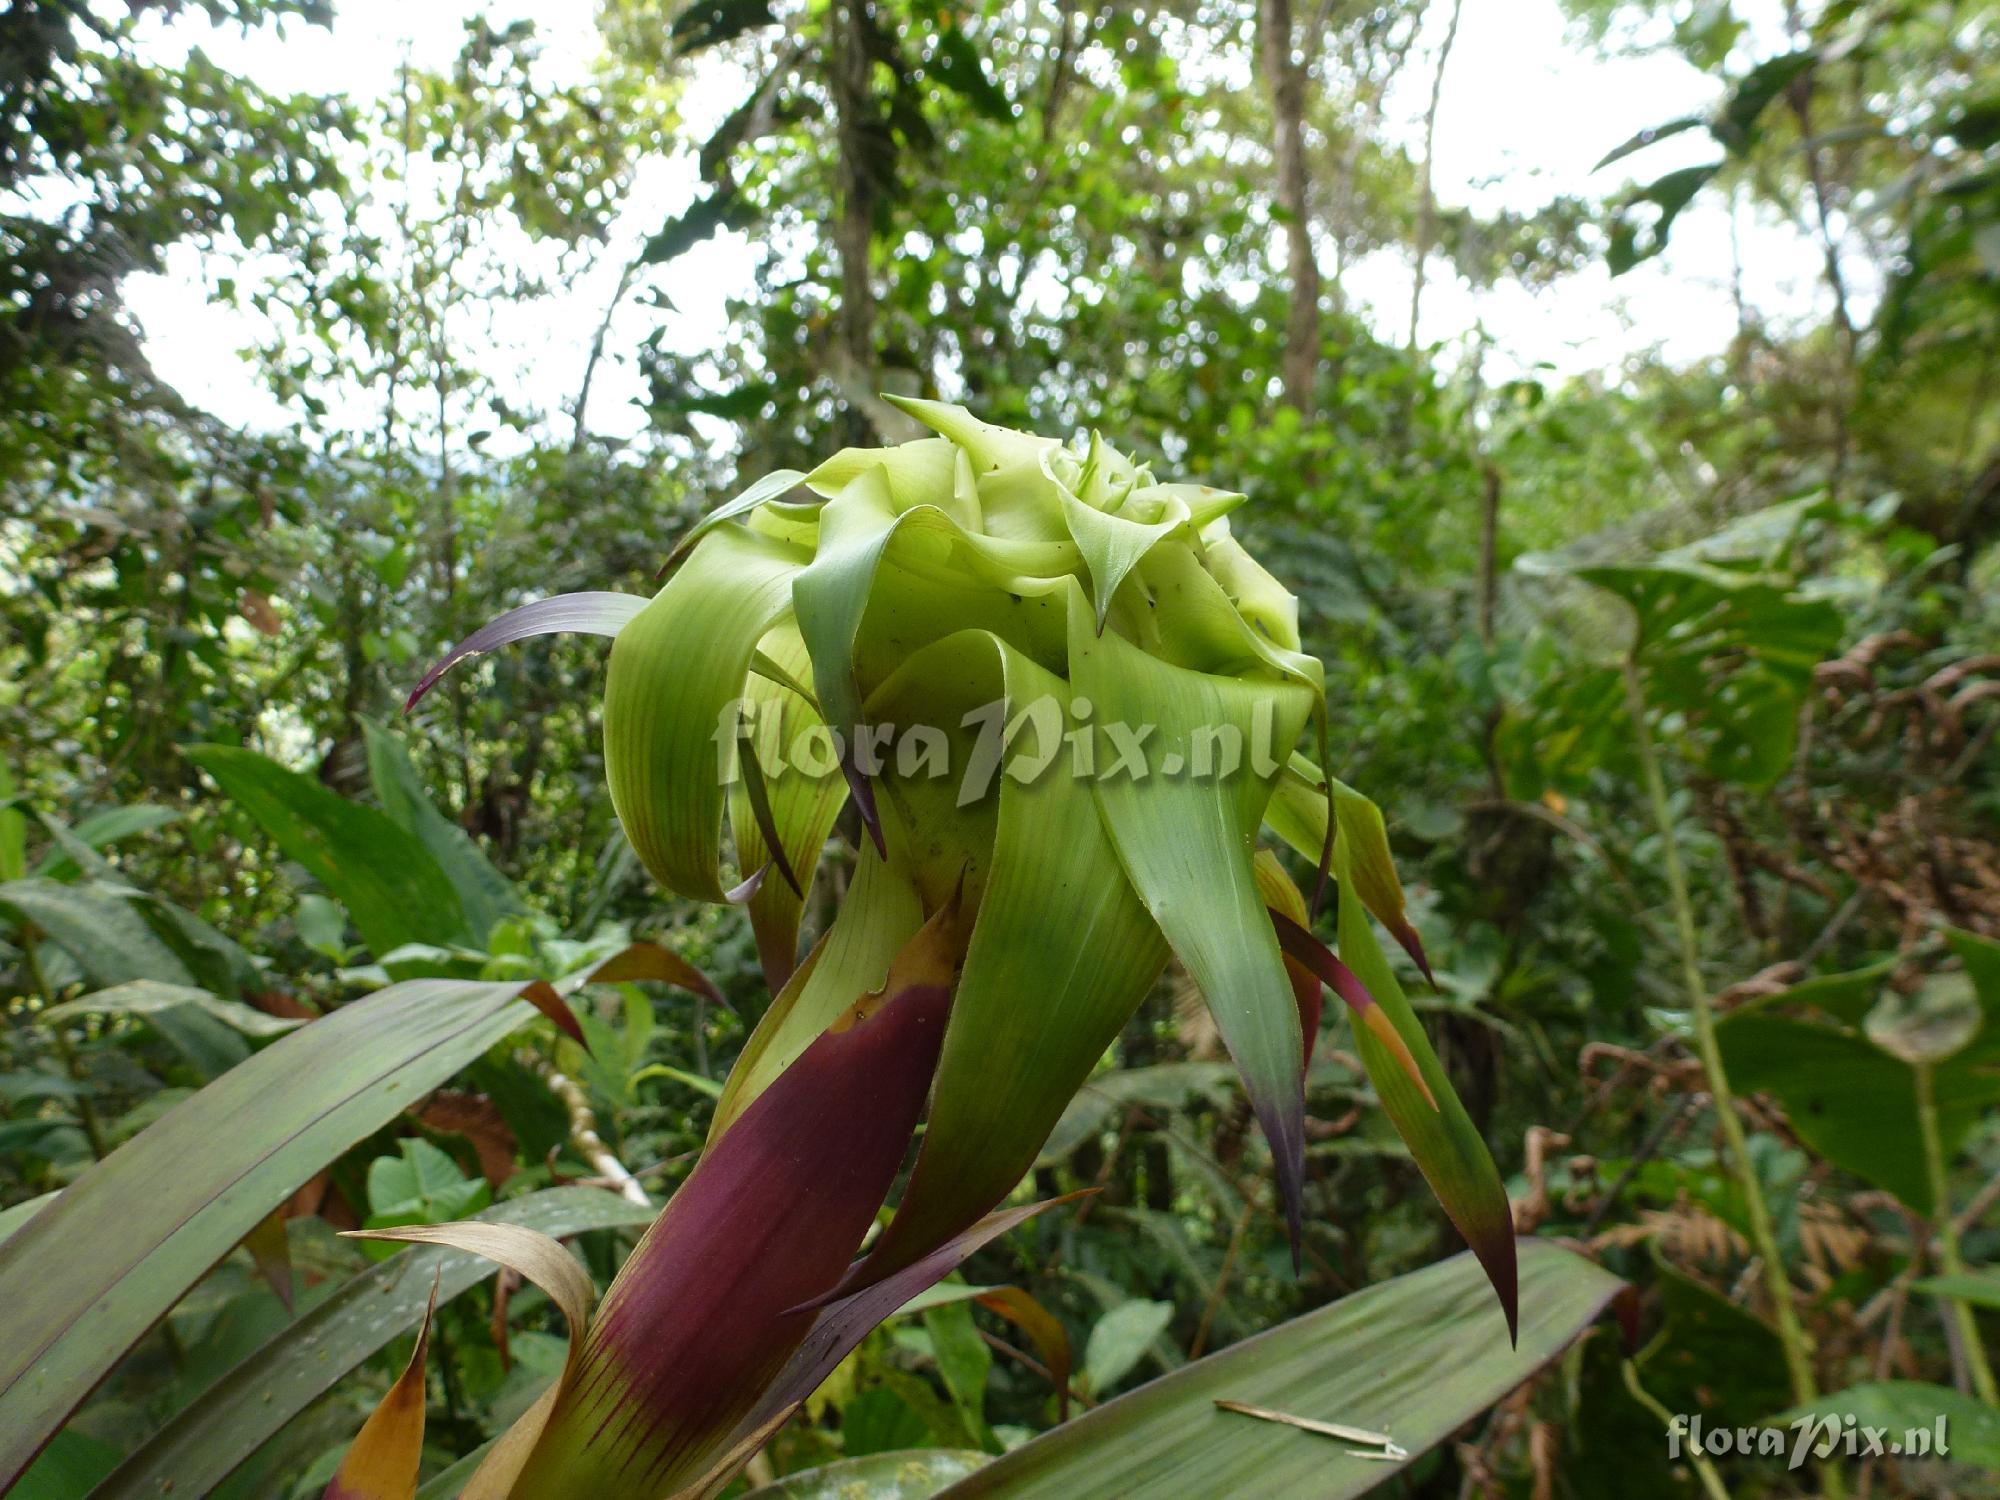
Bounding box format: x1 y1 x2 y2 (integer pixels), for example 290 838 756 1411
406 593 646 712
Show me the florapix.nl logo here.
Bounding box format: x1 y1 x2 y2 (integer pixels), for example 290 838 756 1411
713 692 1299 808
1668 1411 1951 1470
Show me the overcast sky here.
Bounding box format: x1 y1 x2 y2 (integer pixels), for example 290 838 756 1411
119 0 1841 443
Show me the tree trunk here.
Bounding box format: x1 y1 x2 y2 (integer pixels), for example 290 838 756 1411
1260 0 1320 411
829 0 902 444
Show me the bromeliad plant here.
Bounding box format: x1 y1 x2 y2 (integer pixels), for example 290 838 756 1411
358 399 1518 1495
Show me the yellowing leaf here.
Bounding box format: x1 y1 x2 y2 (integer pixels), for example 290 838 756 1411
321 1276 438 1500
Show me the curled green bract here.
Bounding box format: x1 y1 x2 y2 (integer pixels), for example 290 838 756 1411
395 400 1515 1496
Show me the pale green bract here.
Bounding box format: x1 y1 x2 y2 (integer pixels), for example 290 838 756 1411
324 400 1517 1499
603 398 1505 1306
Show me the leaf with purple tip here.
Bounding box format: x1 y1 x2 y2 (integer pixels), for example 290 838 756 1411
1328 841 1516 1340
1067 589 1317 1262
406 592 646 712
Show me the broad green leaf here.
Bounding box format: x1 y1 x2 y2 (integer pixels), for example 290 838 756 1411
1571 561 1842 784
741 1450 989 1499
0 1193 55 1249
1948 926 2000 1012
0 956 627 1490
365 1137 491 1227
362 720 525 943
0 879 196 988
185 746 470 957
43 980 302 1039
1914 1271 2000 1309
0 758 24 882
1723 957 1898 1025
31 804 179 881
1069 597 1315 1247
850 630 1167 1286
1636 1256 1790 1426
924 1298 995 1443
1333 839 1516 1335
1084 1300 1174 1395
1717 1010 2000 1213
605 523 807 901
940 1242 1624 1498
1768 1382 2000 1469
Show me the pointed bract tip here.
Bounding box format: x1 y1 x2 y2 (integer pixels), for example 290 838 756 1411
1395 923 1437 989
520 980 587 1050
1278 1144 1306 1277
847 765 887 858
403 663 453 714
1309 802 1334 921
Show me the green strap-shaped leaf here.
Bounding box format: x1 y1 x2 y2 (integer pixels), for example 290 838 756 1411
729 621 848 991
0 878 197 987
1333 838 1516 1336
939 1242 1621 1499
1265 756 1430 978
42 980 303 1038
1068 592 1317 1250
0 965 593 1490
184 746 471 957
742 1450 990 1498
0 1195 55 1250
30 805 178 882
0 758 24 882
604 524 808 901
709 847 925 1138
91 1188 653 1500
666 467 811 568
362 719 525 943
1198 524 1303 653
1769 1382 2000 1470
849 630 1170 1286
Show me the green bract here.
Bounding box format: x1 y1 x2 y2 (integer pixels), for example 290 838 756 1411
379 400 1515 1495
603 398 1504 1286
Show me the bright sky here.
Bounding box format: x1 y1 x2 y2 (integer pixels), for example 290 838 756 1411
119 0 1842 442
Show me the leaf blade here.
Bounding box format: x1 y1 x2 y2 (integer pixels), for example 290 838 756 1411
938 1242 1621 1500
